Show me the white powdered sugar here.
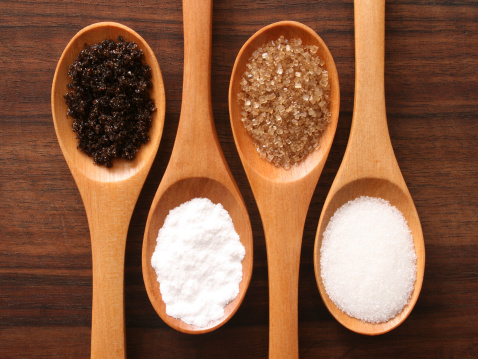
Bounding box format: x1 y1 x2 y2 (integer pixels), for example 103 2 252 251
320 196 417 323
151 197 245 328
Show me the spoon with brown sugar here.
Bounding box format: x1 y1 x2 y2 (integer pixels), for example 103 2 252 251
52 22 165 358
229 21 340 358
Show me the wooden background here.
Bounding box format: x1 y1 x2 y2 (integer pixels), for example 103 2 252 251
1 0 477 357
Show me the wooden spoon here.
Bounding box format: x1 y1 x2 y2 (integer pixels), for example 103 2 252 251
51 22 165 358
141 0 253 334
313 0 425 335
229 21 340 358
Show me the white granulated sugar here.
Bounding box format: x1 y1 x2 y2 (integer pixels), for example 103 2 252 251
151 197 245 328
320 196 417 323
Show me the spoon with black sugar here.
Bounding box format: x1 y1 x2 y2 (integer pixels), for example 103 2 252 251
52 22 165 358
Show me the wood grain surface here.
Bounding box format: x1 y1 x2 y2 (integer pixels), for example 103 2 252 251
0 0 477 358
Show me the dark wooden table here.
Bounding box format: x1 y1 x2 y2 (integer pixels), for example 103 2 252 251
1 0 477 357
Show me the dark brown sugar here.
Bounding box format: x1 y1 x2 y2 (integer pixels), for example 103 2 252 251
64 36 155 167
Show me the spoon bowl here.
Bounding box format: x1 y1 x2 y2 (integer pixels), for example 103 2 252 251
52 22 165 357
52 22 165 183
141 0 253 334
142 177 253 334
229 21 339 358
314 178 425 335
313 0 425 335
230 21 340 183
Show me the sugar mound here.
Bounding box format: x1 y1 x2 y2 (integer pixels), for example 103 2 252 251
320 196 417 323
151 198 245 328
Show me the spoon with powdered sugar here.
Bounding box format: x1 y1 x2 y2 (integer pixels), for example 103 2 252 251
141 0 253 334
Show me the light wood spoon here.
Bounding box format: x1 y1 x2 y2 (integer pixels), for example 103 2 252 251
52 22 165 358
313 0 425 335
141 0 253 334
229 21 340 358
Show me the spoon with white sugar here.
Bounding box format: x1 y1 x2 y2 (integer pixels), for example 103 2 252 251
313 0 425 335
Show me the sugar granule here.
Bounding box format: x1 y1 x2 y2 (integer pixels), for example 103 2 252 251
65 37 155 167
320 196 417 323
151 197 245 328
238 36 331 169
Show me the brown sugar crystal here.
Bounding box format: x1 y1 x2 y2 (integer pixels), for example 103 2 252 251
238 36 331 170
64 36 155 167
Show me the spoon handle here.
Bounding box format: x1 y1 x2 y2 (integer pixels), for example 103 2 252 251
170 0 218 166
264 220 302 359
256 184 313 359
164 0 231 183
82 185 134 359
90 222 127 358
182 0 212 106
348 0 398 177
